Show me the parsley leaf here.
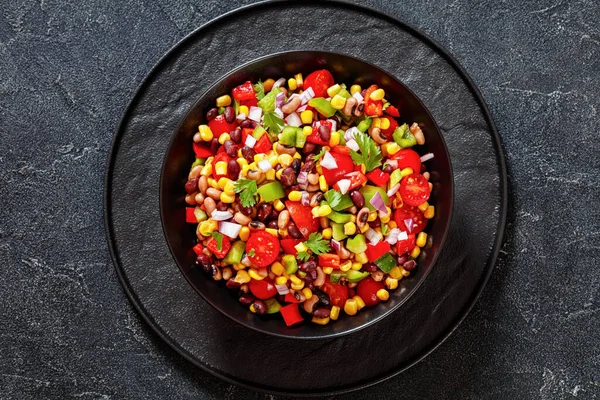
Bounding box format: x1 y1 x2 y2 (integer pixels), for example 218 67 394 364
209 232 224 250
304 233 331 256
248 249 256 257
233 178 258 208
297 251 311 262
324 189 342 209
312 148 327 162
350 131 382 172
263 111 285 134
254 80 265 101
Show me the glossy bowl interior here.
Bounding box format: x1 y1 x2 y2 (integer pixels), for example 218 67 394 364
160 51 453 339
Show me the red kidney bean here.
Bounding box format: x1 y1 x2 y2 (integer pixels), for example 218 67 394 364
227 160 240 180
420 164 427 173
230 127 242 144
300 160 315 173
224 106 235 123
318 125 331 142
383 164 394 174
226 279 241 289
291 159 301 175
206 108 218 121
403 260 417 271
303 142 316 154
252 300 267 315
287 224 303 239
314 289 330 307
397 255 408 265
280 167 296 187
241 146 256 162
257 203 273 222
313 307 331 319
216 201 228 212
239 294 255 306
363 263 378 273
240 119 257 129
267 220 278 229
210 138 220 154
185 177 199 194
349 190 365 208
223 140 237 158
299 261 317 273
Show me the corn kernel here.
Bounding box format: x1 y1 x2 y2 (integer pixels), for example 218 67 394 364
248 269 264 281
330 305 340 320
360 224 370 233
370 88 385 101
286 78 297 91
237 157 248 168
311 316 330 325
399 168 413 179
268 155 278 167
330 94 347 110
302 288 313 300
291 281 304 291
217 177 230 190
416 232 428 248
294 73 303 88
385 277 399 290
239 226 250 241
265 228 278 237
200 164 212 176
417 202 429 212
293 152 302 159
218 133 230 145
402 267 411 277
241 165 250 177
344 299 358 315
214 161 227 177
429 182 433 192
233 263 245 271
327 84 341 98
322 228 332 240
311 206 319 218
275 276 288 286
316 164 323 175
344 222 357 235
239 105 249 116
368 211 378 222
376 288 390 301
322 266 333 274
278 228 288 237
234 270 251 284
294 242 307 253
410 246 421 259
268 262 284 276
302 126 312 136
316 205 331 217
424 205 435 219
355 252 368 264
384 142 400 155
300 110 313 124
315 176 327 194
273 199 285 211
220 192 235 204
380 117 391 130
353 295 366 310
372 118 382 129
253 154 265 163
389 221 397 229
351 262 362 271
350 84 362 95
340 260 352 272
198 219 218 236
249 304 256 313
263 169 274 181
216 94 232 107
278 154 293 167
288 190 302 202
199 125 214 141
389 266 402 279
224 180 236 196
328 130 341 147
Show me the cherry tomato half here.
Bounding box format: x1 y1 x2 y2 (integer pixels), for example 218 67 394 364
246 231 280 267
396 233 416 255
303 70 335 98
321 151 355 185
249 279 277 300
231 81 256 101
208 114 238 136
394 202 427 234
280 239 302 256
400 173 430 207
390 149 421 173
321 280 349 308
357 277 385 307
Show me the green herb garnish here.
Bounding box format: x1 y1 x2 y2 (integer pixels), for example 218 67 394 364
254 80 265 101
233 178 258 208
350 132 382 172
324 189 342 209
263 111 285 134
312 148 327 162
209 232 224 250
297 251 311 262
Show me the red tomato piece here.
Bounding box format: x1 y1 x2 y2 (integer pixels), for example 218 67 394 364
321 151 355 185
390 149 421 173
366 169 390 187
240 97 258 108
357 277 385 306
318 254 341 269
384 105 401 117
381 116 399 137
365 241 391 263
333 171 367 192
280 239 302 256
284 293 302 304
285 201 319 239
394 203 427 234
185 207 197 223
396 233 416 255
232 81 256 101
208 114 238 137
321 280 349 308
364 85 383 117
249 279 277 300
192 243 204 256
303 70 335 98
206 236 231 259
246 231 280 267
192 143 213 159
400 173 430 207
212 152 231 180
280 303 304 326
253 134 272 154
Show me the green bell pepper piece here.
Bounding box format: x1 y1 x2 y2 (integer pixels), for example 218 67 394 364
282 254 298 275
337 87 351 99
338 129 347 145
279 126 300 146
346 270 370 283
327 210 352 224
346 234 367 254
357 117 372 133
374 253 396 273
223 241 246 265
389 169 402 189
359 185 390 212
324 189 353 211
190 158 204 169
257 87 282 113
393 123 417 148
264 298 282 314
331 222 347 241
308 98 336 118
193 207 208 223
257 182 285 202
297 270 307 278
330 271 346 284
295 130 307 148
252 125 267 140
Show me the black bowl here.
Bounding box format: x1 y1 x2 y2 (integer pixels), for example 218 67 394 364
160 51 453 339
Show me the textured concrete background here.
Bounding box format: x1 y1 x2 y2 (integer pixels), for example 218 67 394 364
0 0 598 399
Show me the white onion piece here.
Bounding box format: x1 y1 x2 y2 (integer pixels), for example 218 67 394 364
274 108 284 119
397 230 408 241
296 104 308 113
236 112 246 122
369 191 387 214
337 179 351 194
365 228 382 245
386 160 398 169
352 92 364 102
248 106 262 122
301 87 315 104
344 127 359 142
301 191 310 206
326 119 337 133
219 221 241 238
211 210 233 221
404 218 415 233
385 228 401 244
272 77 286 88
285 112 302 127
297 171 308 184
387 183 400 197
275 284 289 295
420 153 434 162
245 134 257 148
258 159 272 172
346 139 359 151
276 91 286 109
321 151 338 170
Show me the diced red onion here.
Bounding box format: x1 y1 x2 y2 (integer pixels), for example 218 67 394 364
326 119 337 132
236 112 246 122
386 160 398 169
312 120 321 129
296 104 308 112
276 91 286 109
219 221 241 238
245 134 256 148
258 159 272 172
301 87 315 105
276 284 289 295
248 106 262 122
385 228 401 244
298 182 308 190
211 210 233 221
273 78 286 88
337 179 351 194
331 239 341 252
285 112 302 127
387 183 400 197
352 92 364 102
369 191 387 214
297 171 308 184
344 127 359 142
321 151 338 170
274 108 284 119
404 218 415 233
301 191 310 206
365 228 381 245
346 139 359 151
420 153 434 162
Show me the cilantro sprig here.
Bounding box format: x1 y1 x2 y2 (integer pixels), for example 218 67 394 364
263 111 284 134
233 178 258 208
350 131 382 172
312 148 327 163
209 232 224 250
297 233 331 262
324 189 342 209
254 80 265 101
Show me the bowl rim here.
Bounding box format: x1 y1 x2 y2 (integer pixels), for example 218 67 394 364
159 49 455 340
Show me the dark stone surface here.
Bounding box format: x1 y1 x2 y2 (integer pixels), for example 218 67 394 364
0 0 597 399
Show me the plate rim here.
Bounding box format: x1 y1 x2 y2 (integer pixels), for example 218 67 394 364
103 0 508 396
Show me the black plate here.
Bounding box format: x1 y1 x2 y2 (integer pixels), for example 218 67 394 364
104 0 506 395
160 50 454 339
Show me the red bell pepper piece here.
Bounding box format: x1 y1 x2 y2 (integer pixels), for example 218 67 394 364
208 114 238 137
185 207 197 223
232 81 256 101
331 145 351 156
280 303 304 326
284 293 302 304
193 143 213 159
381 116 399 137
318 254 341 269
365 241 391 263
333 171 367 192
253 133 272 154
241 128 254 145
321 151 354 185
367 169 390 186
364 85 383 117
396 233 416 255
206 235 231 259
280 239 302 256
192 243 204 256
285 201 320 239
384 105 401 117
240 97 258 108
